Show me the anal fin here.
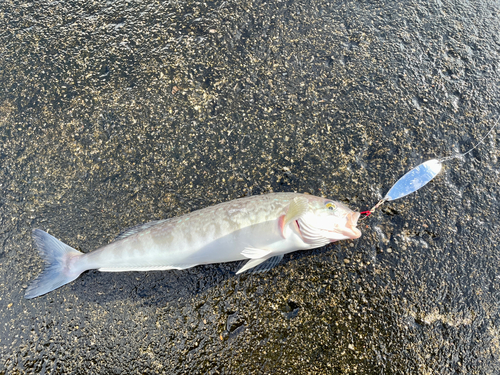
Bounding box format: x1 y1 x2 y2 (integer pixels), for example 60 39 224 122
236 255 284 275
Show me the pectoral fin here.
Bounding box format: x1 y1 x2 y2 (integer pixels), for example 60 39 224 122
241 247 272 259
236 255 284 274
279 196 309 236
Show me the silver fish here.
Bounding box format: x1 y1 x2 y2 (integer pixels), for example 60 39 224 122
25 192 362 298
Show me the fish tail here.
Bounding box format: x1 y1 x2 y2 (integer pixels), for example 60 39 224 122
25 229 85 299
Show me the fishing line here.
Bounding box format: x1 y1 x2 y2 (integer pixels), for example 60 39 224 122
361 117 499 219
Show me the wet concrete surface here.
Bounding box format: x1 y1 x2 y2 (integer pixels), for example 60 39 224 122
1 0 500 373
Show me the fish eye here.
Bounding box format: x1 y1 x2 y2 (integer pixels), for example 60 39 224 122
325 202 336 211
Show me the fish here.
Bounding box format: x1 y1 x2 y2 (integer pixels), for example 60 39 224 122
24 192 362 299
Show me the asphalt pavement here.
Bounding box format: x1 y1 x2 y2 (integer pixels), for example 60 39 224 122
1 0 500 373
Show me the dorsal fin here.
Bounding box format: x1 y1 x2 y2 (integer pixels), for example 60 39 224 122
113 219 169 242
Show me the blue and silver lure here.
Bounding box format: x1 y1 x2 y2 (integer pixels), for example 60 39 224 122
363 118 499 216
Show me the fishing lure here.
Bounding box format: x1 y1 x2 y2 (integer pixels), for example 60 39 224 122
361 117 499 217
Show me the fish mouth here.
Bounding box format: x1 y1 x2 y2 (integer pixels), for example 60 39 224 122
296 211 362 243
343 212 362 239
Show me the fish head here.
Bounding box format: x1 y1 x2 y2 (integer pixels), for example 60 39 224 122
296 197 362 245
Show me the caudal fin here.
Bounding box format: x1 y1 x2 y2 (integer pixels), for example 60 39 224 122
25 229 84 299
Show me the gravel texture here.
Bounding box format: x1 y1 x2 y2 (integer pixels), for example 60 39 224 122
1 0 500 373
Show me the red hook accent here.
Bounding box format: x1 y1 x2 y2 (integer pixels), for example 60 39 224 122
359 210 371 219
